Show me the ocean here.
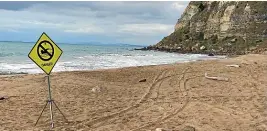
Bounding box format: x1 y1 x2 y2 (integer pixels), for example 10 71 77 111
0 41 226 75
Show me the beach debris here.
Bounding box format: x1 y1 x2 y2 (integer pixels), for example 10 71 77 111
91 86 107 93
91 86 102 93
205 72 229 81
231 38 237 42
139 79 147 82
226 64 240 68
226 43 232 46
200 45 206 50
155 128 172 131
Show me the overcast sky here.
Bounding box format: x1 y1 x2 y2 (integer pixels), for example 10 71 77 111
0 1 189 45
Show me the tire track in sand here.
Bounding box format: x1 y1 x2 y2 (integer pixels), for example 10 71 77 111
93 69 204 129
80 69 169 128
131 67 204 131
91 68 204 130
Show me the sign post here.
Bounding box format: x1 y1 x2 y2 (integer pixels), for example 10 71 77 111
28 32 67 128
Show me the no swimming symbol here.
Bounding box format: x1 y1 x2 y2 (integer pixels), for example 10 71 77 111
37 40 54 61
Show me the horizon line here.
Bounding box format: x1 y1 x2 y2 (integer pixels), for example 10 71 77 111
0 40 147 46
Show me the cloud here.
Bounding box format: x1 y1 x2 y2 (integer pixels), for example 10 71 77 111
18 20 62 27
118 24 174 35
6 29 20 33
64 27 104 34
0 1 47 10
172 2 189 11
0 1 189 44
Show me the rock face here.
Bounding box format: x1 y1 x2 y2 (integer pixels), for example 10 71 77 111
144 1 267 55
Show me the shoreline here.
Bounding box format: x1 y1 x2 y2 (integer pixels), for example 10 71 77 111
0 56 228 78
134 47 248 57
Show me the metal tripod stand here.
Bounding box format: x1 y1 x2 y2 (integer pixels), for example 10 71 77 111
35 75 68 128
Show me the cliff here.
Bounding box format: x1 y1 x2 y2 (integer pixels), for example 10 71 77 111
143 1 267 55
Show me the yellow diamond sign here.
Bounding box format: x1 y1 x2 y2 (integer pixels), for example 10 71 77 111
28 32 63 75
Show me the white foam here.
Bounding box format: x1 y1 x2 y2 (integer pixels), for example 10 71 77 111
0 51 227 74
0 63 42 74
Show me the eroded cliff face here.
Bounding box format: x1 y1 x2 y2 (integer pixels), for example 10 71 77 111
147 1 267 55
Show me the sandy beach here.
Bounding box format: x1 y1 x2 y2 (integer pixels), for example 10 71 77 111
0 54 266 131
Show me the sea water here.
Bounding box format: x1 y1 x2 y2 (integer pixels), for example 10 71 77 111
0 41 226 75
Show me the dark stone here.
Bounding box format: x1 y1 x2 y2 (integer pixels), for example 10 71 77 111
208 53 215 56
0 97 6 100
139 79 147 82
256 39 263 43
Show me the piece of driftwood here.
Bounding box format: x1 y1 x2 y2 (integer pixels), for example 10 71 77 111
226 64 240 68
205 73 229 81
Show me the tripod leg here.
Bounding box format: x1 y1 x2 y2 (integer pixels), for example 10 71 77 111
49 100 54 128
35 102 48 126
52 101 68 122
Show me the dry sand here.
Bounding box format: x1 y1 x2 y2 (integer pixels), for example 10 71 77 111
0 54 266 131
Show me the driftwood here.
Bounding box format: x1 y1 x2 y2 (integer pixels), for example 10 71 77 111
205 73 229 81
226 64 240 68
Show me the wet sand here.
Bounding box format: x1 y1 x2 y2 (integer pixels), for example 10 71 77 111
0 54 266 131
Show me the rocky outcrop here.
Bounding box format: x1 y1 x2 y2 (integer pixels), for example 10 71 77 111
141 1 267 55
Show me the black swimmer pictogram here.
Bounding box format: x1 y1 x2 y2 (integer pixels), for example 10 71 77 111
37 40 54 61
